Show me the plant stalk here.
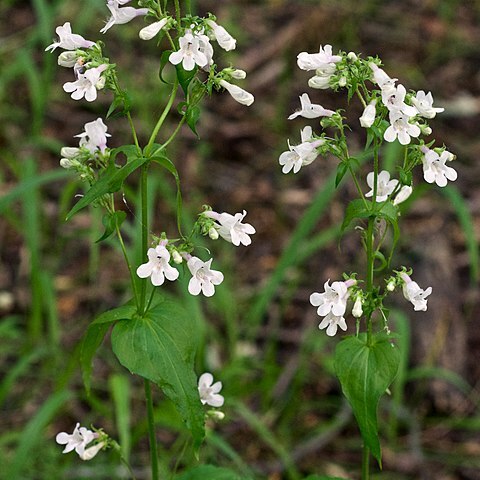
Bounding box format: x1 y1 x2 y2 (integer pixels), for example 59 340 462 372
144 379 159 480
362 443 370 480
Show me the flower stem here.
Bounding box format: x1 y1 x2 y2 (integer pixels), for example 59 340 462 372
144 379 159 480
362 443 370 480
365 216 375 346
139 162 149 313
116 222 140 310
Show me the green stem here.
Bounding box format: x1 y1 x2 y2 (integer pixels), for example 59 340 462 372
144 380 159 480
365 216 375 346
362 443 370 480
174 0 181 25
116 222 140 310
145 79 179 157
139 162 149 312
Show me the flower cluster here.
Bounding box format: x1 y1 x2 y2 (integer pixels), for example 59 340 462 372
310 279 356 336
56 423 107 461
136 208 255 297
279 44 457 194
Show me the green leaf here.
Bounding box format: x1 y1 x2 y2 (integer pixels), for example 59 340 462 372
96 210 126 243
159 50 174 84
335 161 348 188
150 154 183 236
111 297 205 448
175 465 250 480
185 104 201 138
341 198 373 232
66 152 146 220
107 90 131 118
176 63 197 96
80 302 137 394
334 332 400 466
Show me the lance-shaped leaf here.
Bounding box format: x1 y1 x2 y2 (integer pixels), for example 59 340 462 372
81 302 137 394
111 297 205 448
66 146 144 220
96 210 126 243
334 332 400 466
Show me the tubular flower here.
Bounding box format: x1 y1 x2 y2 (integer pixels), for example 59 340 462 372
400 273 432 311
198 372 224 407
56 423 98 457
381 84 417 117
308 63 337 90
75 118 110 154
411 90 444 118
297 44 341 71
139 17 170 40
219 80 254 106
46 22 95 52
136 245 179 286
393 185 413 205
278 126 323 174
421 147 457 187
318 312 348 337
187 257 224 297
206 19 236 51
63 64 108 102
204 210 256 246
288 93 335 120
310 280 352 318
384 111 421 145
100 0 149 34
365 170 399 202
169 32 208 71
359 100 376 128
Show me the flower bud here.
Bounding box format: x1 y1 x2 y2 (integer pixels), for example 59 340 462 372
206 19 236 51
308 74 331 90
79 442 105 461
60 147 80 159
420 125 432 136
386 281 395 292
338 76 347 87
95 76 106 90
139 18 169 40
172 250 183 264
230 69 246 80
58 51 79 67
60 158 75 169
347 51 358 62
352 296 363 318
359 100 376 128
393 185 412 206
208 410 225 421
219 79 254 106
208 227 219 240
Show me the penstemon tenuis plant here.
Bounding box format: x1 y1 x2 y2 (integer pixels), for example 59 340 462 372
279 45 457 477
46 1 255 478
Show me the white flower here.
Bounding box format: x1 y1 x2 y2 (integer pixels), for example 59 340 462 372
79 442 105 461
197 32 214 67
400 273 432 311
279 126 322 174
369 63 397 90
421 148 457 187
198 372 224 407
204 210 256 246
63 64 108 102
297 44 341 71
288 93 335 120
139 18 169 40
187 257 224 297
136 245 179 286
169 32 208 71
206 19 236 51
46 22 95 52
56 423 97 457
381 84 417 117
411 90 444 118
307 63 337 90
219 80 254 106
318 312 347 336
310 280 352 318
359 100 376 128
75 118 110 154
100 1 149 34
352 296 363 318
393 185 413 205
384 111 421 145
365 170 399 202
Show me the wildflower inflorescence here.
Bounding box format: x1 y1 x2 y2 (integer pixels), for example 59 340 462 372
280 44 456 335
